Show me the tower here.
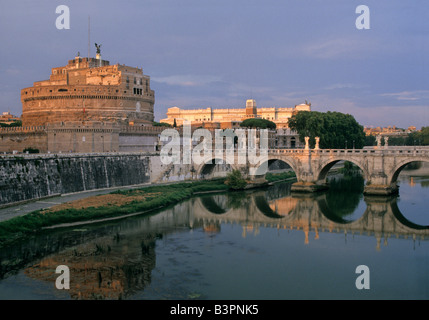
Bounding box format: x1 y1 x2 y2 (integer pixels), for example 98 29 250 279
245 99 257 118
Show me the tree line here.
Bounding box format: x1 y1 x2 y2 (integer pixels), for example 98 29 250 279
288 111 366 149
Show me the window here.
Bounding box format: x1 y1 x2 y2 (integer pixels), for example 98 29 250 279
133 88 142 95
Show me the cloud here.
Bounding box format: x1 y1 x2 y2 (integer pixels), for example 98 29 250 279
379 90 429 102
152 74 222 87
323 83 367 90
4 67 21 76
277 34 390 61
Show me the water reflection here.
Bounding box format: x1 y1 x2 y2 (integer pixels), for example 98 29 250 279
0 172 427 299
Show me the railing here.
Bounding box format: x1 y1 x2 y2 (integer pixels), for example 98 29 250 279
2 147 427 159
268 148 429 156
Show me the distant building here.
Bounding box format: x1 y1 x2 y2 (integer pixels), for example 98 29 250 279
0 112 20 125
160 99 309 148
161 99 311 129
364 125 414 137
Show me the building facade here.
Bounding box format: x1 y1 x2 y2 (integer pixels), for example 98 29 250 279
0 112 20 125
160 99 310 129
160 99 308 148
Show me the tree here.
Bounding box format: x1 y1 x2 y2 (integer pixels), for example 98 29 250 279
240 118 276 130
407 126 429 146
225 169 247 190
288 111 365 149
152 121 172 127
0 120 22 127
364 135 376 146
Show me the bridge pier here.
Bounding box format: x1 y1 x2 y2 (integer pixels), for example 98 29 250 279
363 184 399 196
290 181 329 193
363 172 399 196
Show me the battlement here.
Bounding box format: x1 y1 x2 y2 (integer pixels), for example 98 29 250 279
0 126 46 133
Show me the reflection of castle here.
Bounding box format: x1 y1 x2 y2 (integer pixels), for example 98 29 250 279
24 233 158 300
0 51 163 153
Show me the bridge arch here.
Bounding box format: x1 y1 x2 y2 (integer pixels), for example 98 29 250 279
317 192 366 225
196 157 238 179
388 158 429 186
198 194 232 215
317 158 369 182
252 156 300 177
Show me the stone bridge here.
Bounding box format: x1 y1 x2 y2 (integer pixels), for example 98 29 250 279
1 146 428 206
189 147 429 195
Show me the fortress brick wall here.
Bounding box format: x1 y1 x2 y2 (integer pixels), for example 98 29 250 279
0 153 152 205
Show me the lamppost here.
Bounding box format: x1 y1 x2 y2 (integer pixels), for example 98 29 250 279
353 140 355 149
345 140 347 149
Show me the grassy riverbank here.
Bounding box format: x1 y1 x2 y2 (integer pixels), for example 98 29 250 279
0 179 230 248
0 171 298 248
265 171 296 183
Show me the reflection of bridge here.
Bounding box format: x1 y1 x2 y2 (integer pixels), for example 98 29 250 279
189 190 429 250
189 148 429 196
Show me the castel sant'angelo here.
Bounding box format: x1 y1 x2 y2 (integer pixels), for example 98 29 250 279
0 46 163 153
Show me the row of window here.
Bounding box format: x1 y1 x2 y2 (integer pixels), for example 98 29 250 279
126 76 149 86
25 87 149 96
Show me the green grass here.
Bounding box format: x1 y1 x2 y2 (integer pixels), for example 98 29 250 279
265 171 296 183
0 179 229 248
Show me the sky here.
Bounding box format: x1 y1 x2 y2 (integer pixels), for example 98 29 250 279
0 0 428 129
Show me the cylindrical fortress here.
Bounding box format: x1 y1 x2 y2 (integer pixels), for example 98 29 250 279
21 56 155 126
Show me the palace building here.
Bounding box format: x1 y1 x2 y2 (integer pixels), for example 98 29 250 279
160 99 310 149
160 99 311 129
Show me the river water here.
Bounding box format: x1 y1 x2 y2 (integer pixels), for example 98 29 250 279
0 164 428 300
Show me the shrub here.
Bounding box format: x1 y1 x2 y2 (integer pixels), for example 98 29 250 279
225 170 247 190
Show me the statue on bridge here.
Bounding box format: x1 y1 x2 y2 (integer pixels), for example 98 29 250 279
304 136 310 150
376 135 382 148
315 137 320 150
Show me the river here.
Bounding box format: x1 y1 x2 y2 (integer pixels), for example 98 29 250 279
0 163 428 300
